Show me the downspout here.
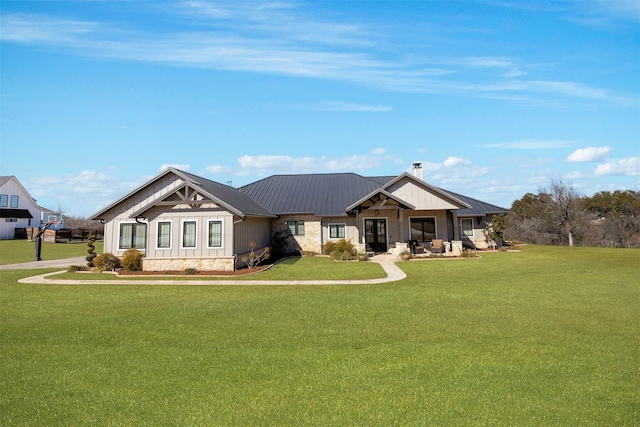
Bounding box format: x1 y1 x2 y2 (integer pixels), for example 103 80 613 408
319 217 324 254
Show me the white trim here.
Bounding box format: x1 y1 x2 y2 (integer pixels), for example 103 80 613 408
117 221 147 251
461 218 474 238
408 215 438 242
328 223 346 240
181 219 198 249
206 219 224 249
156 220 172 250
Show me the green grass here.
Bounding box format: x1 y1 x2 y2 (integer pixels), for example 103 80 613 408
1 245 638 426
0 240 104 265
50 255 386 281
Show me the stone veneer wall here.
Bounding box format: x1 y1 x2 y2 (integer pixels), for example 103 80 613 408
143 257 235 272
272 215 322 253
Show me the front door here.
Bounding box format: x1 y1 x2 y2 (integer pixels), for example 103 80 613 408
365 219 387 253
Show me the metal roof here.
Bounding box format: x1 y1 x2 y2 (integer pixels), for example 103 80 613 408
441 189 511 217
90 168 275 220
239 173 383 216
90 168 510 221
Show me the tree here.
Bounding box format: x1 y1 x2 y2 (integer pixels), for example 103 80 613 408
545 180 582 247
483 215 507 249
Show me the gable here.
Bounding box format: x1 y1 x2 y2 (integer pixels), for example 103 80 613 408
384 175 469 210
90 168 275 221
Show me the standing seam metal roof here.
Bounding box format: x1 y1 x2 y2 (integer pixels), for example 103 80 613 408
239 173 383 216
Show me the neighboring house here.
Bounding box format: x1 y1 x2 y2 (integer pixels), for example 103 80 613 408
90 164 509 271
0 176 61 240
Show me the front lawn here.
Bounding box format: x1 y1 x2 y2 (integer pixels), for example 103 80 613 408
0 240 103 265
1 245 638 425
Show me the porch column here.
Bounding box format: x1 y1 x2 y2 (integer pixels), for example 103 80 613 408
398 208 404 242
452 210 460 240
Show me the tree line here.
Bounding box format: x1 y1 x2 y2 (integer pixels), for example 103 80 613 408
505 181 640 248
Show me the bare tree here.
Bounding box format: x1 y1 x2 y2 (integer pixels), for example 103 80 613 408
545 180 582 247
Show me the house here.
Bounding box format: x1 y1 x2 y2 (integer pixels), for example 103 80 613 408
89 164 509 271
0 176 62 240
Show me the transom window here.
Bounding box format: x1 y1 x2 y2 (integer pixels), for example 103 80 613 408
410 218 436 242
462 218 474 237
287 220 305 236
119 223 147 250
208 220 223 248
329 223 346 239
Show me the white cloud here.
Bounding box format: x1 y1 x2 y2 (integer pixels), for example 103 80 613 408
235 148 400 175
594 157 640 176
566 146 611 162
1 8 635 105
443 156 471 167
160 164 191 172
25 171 142 216
487 139 576 149
205 165 232 173
415 157 489 188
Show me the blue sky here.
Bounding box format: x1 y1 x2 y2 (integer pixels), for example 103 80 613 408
1 1 638 217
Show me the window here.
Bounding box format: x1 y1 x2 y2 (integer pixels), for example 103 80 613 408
287 220 305 236
5 218 17 222
0 194 7 207
410 218 436 242
329 223 346 239
157 221 171 249
10 195 19 208
462 218 474 237
119 223 147 250
208 220 223 248
182 220 197 248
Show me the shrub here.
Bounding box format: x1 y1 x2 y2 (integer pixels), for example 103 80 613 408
67 265 88 272
182 268 198 275
122 248 144 271
93 253 121 271
323 238 356 256
86 235 97 267
330 250 343 260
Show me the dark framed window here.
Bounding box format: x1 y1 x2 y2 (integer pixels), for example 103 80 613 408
10 195 19 208
119 223 147 250
287 220 305 236
0 194 7 207
329 224 345 239
157 221 171 249
208 220 223 248
462 218 474 237
410 218 436 242
182 220 197 248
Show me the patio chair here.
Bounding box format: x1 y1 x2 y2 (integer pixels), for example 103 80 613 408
430 239 444 254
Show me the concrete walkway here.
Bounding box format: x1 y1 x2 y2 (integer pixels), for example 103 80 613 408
13 255 407 286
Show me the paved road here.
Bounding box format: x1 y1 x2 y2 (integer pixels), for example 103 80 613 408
9 255 407 286
0 257 87 270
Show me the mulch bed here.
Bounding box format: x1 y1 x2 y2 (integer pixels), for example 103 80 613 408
117 265 271 277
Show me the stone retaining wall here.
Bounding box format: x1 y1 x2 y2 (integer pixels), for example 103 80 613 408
143 257 235 272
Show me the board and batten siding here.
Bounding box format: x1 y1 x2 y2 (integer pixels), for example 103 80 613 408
100 174 187 254
387 179 459 210
145 211 235 259
234 216 272 255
